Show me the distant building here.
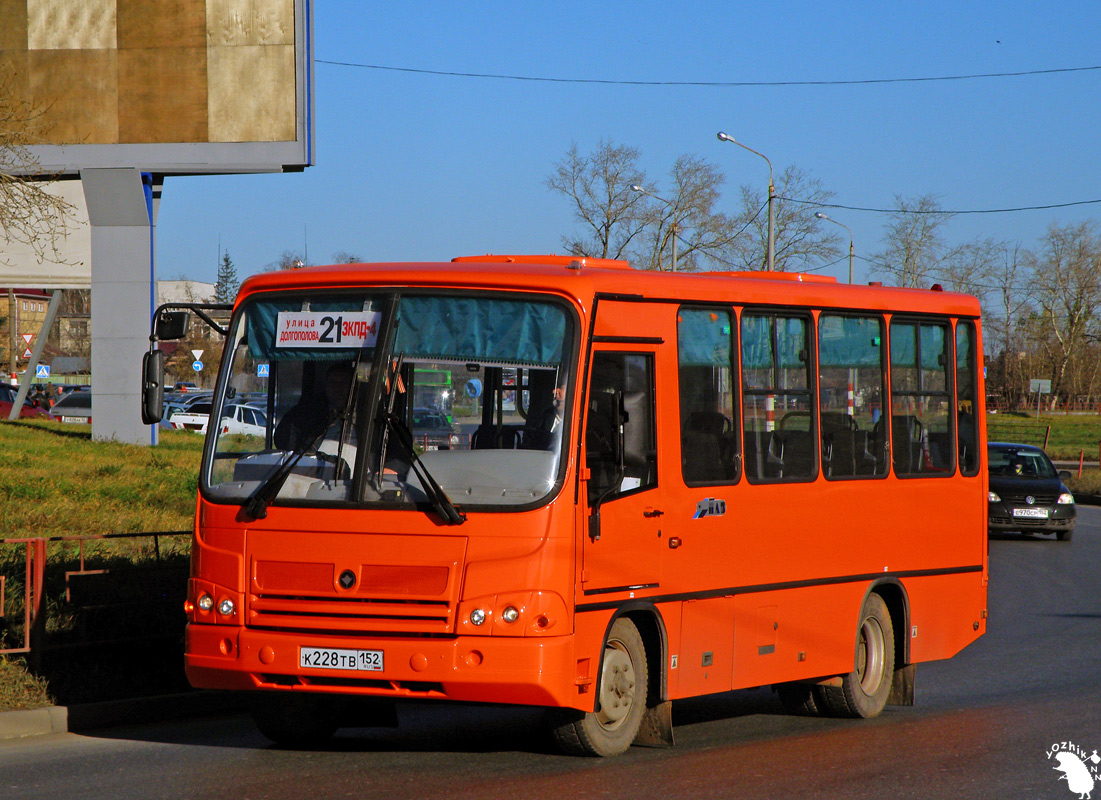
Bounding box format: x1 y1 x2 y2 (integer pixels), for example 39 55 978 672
157 280 216 306
1 281 216 378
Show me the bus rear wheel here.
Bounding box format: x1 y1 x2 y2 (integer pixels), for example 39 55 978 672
819 593 895 719
552 617 648 757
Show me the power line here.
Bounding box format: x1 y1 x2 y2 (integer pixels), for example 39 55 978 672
317 59 1101 88
782 196 1101 215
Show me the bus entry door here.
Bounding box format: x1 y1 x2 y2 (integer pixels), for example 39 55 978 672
582 350 662 594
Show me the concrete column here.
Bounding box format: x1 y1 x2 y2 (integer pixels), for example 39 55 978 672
80 168 158 445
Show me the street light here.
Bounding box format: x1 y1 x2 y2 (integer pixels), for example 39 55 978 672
716 131 774 271
630 184 679 272
814 212 855 285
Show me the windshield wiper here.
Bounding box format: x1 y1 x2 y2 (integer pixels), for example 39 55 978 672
382 410 466 526
243 411 337 521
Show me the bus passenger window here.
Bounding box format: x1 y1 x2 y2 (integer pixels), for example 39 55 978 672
678 308 738 485
818 315 888 478
586 352 657 504
741 313 814 482
890 320 954 476
956 321 980 476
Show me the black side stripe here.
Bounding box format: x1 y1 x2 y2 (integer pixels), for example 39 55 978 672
575 564 983 613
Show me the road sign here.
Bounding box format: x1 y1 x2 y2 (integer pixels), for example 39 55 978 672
191 349 204 360
1030 379 1052 394
192 360 203 372
21 333 33 345
35 364 50 379
21 348 32 359
257 363 270 377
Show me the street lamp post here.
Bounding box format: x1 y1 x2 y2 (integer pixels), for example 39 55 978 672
814 212 855 284
630 184 678 272
716 131 774 271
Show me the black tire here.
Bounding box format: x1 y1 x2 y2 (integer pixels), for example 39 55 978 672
1057 527 1074 542
249 693 339 746
819 593 895 719
775 682 825 716
552 617 648 757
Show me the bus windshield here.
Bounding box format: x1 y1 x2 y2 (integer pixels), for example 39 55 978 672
204 291 575 513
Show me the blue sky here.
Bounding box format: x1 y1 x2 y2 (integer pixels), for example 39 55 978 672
155 2 1101 287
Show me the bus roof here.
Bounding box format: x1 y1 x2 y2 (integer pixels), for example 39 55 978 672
235 255 982 317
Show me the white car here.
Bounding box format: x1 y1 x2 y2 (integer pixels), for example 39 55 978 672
170 401 212 432
215 403 268 437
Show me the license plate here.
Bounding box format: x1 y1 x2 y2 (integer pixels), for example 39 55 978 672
1012 507 1049 518
61 416 87 424
300 647 384 672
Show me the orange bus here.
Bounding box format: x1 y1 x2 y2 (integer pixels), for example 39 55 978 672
143 254 988 756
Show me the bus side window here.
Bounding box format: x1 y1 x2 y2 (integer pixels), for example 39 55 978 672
890 319 954 476
741 312 815 483
586 352 657 504
678 307 738 485
818 314 888 479
955 321 980 476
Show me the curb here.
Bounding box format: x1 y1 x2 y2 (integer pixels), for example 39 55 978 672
0 691 246 742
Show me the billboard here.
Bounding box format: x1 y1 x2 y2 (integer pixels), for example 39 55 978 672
1 0 313 176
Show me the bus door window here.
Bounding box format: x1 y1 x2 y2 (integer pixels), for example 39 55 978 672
955 320 980 476
585 352 657 506
889 319 954 475
818 314 888 478
741 312 815 482
678 307 738 485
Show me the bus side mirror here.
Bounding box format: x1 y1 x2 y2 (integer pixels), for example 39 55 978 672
141 350 165 424
154 309 190 341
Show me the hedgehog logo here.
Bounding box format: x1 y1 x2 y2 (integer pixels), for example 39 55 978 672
1048 743 1101 799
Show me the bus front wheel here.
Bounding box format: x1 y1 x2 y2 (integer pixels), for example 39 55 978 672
249 692 339 746
552 617 648 757
820 593 895 719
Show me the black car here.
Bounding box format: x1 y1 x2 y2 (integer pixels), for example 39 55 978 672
987 442 1075 541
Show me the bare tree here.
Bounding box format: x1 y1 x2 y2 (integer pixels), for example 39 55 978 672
546 141 649 261
986 243 1032 407
331 251 362 264
268 250 309 271
937 236 1004 306
629 154 749 272
1023 221 1101 407
733 165 842 272
870 194 957 288
0 71 76 266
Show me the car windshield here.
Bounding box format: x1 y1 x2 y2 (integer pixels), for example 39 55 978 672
988 445 1057 478
204 291 575 513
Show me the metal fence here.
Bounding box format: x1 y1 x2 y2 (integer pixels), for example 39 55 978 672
0 531 189 663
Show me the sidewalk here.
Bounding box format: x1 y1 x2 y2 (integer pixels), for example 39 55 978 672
0 692 245 741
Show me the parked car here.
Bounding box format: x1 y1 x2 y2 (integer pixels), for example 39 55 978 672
215 403 268 437
170 401 212 433
174 381 201 393
987 441 1075 541
411 407 459 449
0 382 52 419
48 391 92 424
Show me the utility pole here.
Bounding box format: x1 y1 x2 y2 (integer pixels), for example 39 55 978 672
8 289 16 380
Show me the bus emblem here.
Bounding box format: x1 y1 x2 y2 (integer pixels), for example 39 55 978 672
693 498 727 519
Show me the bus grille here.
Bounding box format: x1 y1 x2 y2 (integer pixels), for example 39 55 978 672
245 532 466 636
249 593 454 635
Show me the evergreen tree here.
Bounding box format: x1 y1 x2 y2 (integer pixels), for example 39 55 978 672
215 251 240 303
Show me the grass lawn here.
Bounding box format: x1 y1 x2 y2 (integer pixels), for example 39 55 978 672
1 420 202 712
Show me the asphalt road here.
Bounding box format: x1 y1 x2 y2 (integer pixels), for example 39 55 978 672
3 509 1100 800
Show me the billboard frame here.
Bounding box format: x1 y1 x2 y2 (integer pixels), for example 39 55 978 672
15 0 314 178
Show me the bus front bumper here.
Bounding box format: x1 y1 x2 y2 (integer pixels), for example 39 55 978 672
185 624 586 709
